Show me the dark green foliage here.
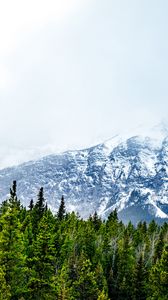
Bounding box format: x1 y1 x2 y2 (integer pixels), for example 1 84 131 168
90 211 102 231
28 211 56 299
149 244 168 299
153 228 165 262
0 267 11 299
10 180 17 199
29 199 34 211
35 187 46 216
0 182 168 299
116 229 135 299
0 194 28 298
57 195 66 221
31 187 46 235
70 256 100 300
9 180 21 209
107 209 118 223
132 255 147 300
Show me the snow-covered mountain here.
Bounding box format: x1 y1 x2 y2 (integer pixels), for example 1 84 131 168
0 124 168 224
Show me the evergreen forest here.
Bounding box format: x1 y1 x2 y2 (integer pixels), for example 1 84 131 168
0 181 168 300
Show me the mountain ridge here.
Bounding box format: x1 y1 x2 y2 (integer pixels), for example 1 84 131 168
1 124 168 224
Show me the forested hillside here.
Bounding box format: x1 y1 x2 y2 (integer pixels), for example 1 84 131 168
0 181 168 299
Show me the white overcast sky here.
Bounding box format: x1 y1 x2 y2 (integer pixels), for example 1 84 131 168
0 0 168 167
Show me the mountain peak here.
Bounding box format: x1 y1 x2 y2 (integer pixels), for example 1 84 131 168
103 122 168 155
0 123 168 224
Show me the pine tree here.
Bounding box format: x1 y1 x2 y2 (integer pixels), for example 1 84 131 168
107 209 118 224
0 182 167 300
153 228 164 262
116 229 135 299
148 220 158 235
9 180 21 209
149 245 168 299
57 196 66 221
132 255 147 300
28 210 56 299
91 211 102 231
95 262 108 295
10 180 17 199
35 187 45 216
0 201 28 298
29 199 34 211
70 256 100 300
56 265 71 300
32 187 46 235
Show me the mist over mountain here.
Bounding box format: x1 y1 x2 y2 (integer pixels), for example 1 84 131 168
0 124 168 224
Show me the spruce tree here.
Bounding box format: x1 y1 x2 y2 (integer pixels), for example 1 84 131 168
0 182 167 300
57 196 66 221
10 180 17 199
70 256 100 300
117 229 135 299
35 187 45 216
153 228 164 262
9 180 20 209
132 255 147 300
0 200 27 298
29 199 34 211
28 210 56 299
149 245 168 299
92 211 102 231
32 187 46 235
107 209 118 223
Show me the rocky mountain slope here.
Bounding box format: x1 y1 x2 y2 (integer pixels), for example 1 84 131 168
0 125 168 223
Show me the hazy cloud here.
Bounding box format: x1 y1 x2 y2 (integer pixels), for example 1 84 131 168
0 0 168 167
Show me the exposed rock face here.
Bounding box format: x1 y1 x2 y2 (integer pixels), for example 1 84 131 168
0 125 168 224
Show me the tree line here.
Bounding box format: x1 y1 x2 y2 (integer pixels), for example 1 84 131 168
0 181 167 299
